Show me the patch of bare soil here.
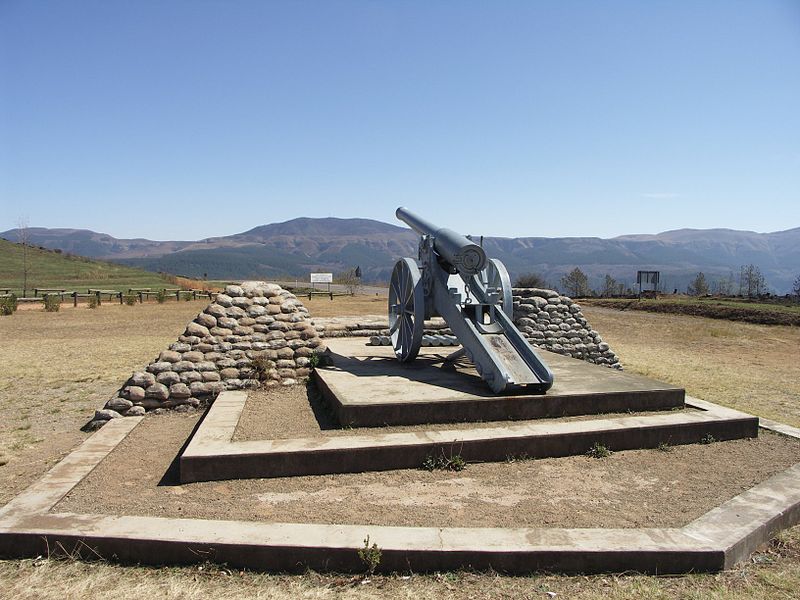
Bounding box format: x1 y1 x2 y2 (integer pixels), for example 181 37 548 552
55 411 800 529
231 385 681 441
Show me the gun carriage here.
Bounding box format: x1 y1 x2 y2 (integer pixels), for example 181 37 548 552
389 207 554 394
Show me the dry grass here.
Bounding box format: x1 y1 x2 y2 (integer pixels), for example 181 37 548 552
303 294 387 318
2 294 800 597
0 300 208 503
2 530 800 600
582 307 800 427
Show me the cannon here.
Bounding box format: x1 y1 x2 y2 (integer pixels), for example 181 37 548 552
389 207 554 394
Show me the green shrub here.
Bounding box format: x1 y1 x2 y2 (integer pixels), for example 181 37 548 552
586 442 612 458
155 289 167 304
422 449 466 472
0 294 17 316
358 536 382 576
43 295 61 312
124 294 137 306
87 295 99 309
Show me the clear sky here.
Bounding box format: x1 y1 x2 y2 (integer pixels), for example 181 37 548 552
1 1 799 241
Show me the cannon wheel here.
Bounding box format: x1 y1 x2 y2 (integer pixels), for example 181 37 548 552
389 258 424 362
483 258 513 319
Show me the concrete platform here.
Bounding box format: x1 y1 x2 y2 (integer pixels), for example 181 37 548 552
315 339 685 427
2 413 800 574
179 392 758 483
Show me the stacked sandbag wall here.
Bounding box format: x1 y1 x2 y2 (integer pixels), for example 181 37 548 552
93 281 327 425
512 288 620 368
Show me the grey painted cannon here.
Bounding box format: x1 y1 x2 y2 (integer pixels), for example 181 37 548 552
389 207 554 394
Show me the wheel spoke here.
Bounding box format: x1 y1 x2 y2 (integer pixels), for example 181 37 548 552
402 269 411 303
390 277 401 304
399 315 409 352
402 316 412 352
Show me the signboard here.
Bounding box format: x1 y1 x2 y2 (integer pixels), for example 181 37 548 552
636 270 660 297
310 273 333 284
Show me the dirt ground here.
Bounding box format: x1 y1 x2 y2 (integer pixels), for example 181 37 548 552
4 294 800 598
0 300 208 505
232 384 695 441
55 408 800 529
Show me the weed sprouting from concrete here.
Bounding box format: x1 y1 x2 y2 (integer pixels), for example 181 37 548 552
505 452 531 463
358 536 382 576
422 447 466 472
586 442 612 459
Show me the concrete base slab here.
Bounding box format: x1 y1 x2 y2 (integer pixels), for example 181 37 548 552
2 414 800 574
316 339 685 427
179 392 758 483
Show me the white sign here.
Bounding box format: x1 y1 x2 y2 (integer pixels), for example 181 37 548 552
310 273 333 284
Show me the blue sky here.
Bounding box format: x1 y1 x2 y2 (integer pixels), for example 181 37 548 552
1 1 799 240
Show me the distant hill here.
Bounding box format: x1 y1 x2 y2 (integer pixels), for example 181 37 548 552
0 227 193 259
0 238 176 292
3 220 799 294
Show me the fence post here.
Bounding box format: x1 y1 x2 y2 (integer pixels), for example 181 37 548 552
96 291 102 306
73 292 78 308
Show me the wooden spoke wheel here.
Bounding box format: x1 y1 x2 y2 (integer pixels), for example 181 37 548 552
388 258 424 362
482 258 513 318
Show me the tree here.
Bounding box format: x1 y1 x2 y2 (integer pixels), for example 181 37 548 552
711 272 735 296
514 272 547 288
601 274 623 298
687 272 709 296
738 264 767 298
335 268 362 295
792 274 800 301
17 218 30 298
560 267 590 298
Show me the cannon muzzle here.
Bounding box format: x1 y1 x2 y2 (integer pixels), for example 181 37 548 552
396 207 486 276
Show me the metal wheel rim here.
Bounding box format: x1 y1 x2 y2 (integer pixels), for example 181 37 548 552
388 258 424 362
484 258 513 318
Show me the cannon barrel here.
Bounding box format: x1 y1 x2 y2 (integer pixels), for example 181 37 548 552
396 207 486 276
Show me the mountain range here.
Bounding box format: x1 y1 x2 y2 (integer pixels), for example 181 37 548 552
2 218 799 294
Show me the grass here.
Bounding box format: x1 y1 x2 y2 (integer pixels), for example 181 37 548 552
0 300 209 504
2 533 800 599
585 296 800 326
582 306 800 427
422 451 467 472
0 238 194 294
586 442 612 458
2 293 800 597
303 294 387 318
